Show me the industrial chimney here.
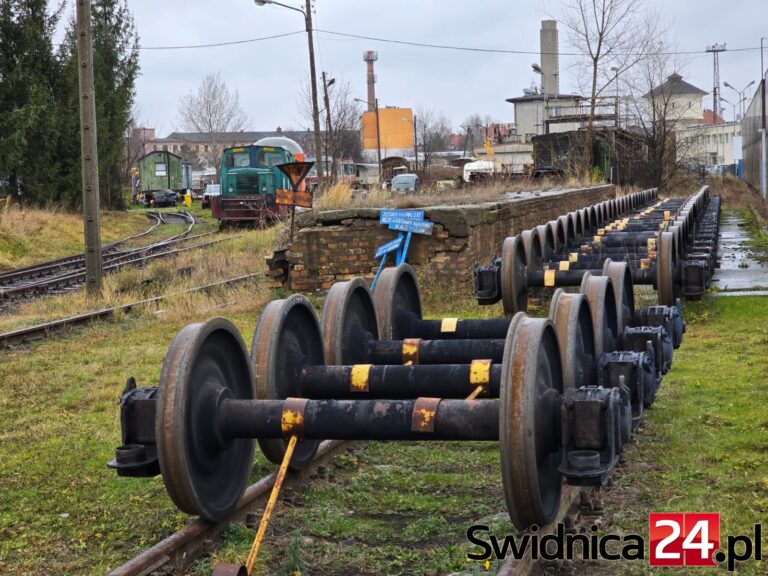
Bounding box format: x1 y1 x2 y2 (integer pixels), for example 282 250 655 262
363 51 378 112
540 21 559 97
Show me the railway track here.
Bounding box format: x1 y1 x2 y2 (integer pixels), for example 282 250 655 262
0 211 200 301
106 440 349 576
0 271 257 348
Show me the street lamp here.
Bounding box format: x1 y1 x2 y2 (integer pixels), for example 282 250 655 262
322 73 335 183
354 97 382 185
723 80 755 119
720 96 737 123
254 0 324 180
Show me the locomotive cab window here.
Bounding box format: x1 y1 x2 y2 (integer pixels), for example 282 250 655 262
225 152 251 168
260 151 286 167
155 163 167 177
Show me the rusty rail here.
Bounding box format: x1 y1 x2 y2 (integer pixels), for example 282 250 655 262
107 440 350 576
0 272 259 348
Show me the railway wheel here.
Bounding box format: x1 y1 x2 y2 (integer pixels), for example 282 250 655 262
501 236 528 315
156 317 255 522
580 272 619 357
602 259 635 333
500 315 564 529
656 231 678 306
321 278 379 365
373 264 422 340
548 289 595 390
251 295 323 469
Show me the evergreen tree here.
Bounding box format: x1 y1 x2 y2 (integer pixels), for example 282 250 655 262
0 0 139 209
58 0 140 209
0 1 64 203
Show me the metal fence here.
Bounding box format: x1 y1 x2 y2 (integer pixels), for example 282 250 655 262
742 73 767 194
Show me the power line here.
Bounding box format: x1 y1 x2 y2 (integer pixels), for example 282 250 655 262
139 30 304 50
122 26 763 57
315 28 763 57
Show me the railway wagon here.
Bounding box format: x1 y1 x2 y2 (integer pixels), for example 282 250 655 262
212 136 303 226
138 151 184 195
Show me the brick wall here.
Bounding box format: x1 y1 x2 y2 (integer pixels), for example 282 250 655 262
266 185 615 291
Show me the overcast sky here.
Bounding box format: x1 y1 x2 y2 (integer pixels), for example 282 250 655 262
56 0 768 135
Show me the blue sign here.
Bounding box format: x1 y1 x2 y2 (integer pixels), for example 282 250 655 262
374 236 404 259
380 209 424 224
388 219 434 235
371 209 434 290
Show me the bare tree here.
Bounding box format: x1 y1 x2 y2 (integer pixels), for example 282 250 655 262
122 108 145 185
624 40 695 189
298 76 362 180
178 72 247 176
461 113 499 155
559 0 660 174
416 106 452 171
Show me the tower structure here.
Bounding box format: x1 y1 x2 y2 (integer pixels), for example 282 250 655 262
363 51 378 112
540 20 559 97
706 43 726 124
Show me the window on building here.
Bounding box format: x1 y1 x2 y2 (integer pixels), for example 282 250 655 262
204 145 209 152
153 145 158 151
155 163 167 177
162 144 168 151
172 145 178 153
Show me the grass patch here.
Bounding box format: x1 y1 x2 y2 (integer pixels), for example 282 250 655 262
312 178 603 211
569 295 768 574
0 204 150 270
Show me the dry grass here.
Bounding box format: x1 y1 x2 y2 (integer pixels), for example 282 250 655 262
0 204 149 270
708 174 768 220
0 227 279 333
313 177 599 211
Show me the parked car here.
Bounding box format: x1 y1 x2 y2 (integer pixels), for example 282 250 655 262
390 173 420 193
201 183 221 208
142 189 177 208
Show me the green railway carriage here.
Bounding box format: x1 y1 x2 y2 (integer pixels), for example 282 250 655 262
138 151 184 193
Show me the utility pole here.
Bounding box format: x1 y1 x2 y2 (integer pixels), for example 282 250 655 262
374 98 382 185
413 115 418 172
304 0 324 183
76 0 102 295
322 72 334 185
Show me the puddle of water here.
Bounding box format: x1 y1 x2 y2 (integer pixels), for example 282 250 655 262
713 212 768 292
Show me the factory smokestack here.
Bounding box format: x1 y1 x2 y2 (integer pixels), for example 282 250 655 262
540 20 559 97
363 50 378 112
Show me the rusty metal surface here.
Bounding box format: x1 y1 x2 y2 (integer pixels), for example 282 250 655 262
250 295 322 469
321 278 379 365
155 318 255 522
281 398 309 438
411 397 442 433
0 273 260 349
402 338 421 365
107 440 348 576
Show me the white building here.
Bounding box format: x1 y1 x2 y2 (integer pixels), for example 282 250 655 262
643 73 707 127
677 121 742 166
505 91 585 142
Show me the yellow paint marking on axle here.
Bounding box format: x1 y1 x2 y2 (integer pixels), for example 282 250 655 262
544 269 556 287
441 317 459 333
350 364 373 392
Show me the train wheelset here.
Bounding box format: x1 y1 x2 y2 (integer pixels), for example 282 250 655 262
110 260 685 533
